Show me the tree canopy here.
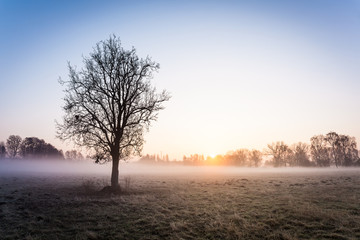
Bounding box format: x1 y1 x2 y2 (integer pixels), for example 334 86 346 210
20 137 63 159
6 135 22 158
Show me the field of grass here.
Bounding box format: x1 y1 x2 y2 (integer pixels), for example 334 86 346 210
0 167 360 239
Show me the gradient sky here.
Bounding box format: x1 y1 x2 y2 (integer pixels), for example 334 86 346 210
1 0 360 160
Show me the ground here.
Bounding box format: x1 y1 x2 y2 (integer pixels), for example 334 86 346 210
0 166 359 239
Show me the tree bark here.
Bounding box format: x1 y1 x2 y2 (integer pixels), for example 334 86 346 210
111 154 120 189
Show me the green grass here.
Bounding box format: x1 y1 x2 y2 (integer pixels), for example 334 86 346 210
0 169 360 239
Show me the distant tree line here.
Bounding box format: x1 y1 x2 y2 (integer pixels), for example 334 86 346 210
264 132 359 167
177 149 263 167
2 131 359 167
138 154 170 164
139 131 360 167
0 135 63 159
0 135 85 161
310 132 358 167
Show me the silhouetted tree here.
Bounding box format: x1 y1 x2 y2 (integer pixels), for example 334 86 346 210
182 154 205 165
0 141 6 159
325 132 342 167
20 137 63 159
57 35 170 190
341 136 359 166
310 134 330 167
232 149 249 166
291 142 311 166
267 142 291 167
326 133 358 167
6 135 22 158
311 132 360 167
249 149 262 167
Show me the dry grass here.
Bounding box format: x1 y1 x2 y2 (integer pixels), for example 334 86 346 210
0 169 360 239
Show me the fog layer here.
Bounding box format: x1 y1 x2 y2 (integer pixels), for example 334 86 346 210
0 159 359 178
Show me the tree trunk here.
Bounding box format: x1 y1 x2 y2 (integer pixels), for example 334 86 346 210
111 154 120 189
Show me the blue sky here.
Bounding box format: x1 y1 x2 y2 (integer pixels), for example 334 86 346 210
1 0 360 160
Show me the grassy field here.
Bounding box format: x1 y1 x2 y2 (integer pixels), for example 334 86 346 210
0 166 360 239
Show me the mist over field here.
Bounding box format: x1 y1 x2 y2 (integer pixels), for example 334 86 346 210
1 160 360 239
1 158 358 177
1 0 360 239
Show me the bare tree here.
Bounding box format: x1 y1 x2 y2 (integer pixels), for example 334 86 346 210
223 151 236 165
341 136 359 166
322 132 359 167
325 132 341 167
6 135 22 158
310 134 330 167
290 142 311 167
267 141 291 167
65 150 84 161
57 35 170 190
224 149 249 166
249 149 262 167
328 133 358 167
233 149 249 166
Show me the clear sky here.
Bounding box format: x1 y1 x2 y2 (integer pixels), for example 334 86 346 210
1 0 360 160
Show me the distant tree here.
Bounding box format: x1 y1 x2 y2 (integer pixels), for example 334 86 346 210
267 142 291 167
65 150 84 161
310 135 330 167
233 149 249 166
325 132 342 167
320 132 359 167
327 133 359 167
0 141 6 159
249 149 262 167
182 154 205 165
20 137 63 159
6 135 22 158
57 35 170 190
338 135 358 166
291 142 311 167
